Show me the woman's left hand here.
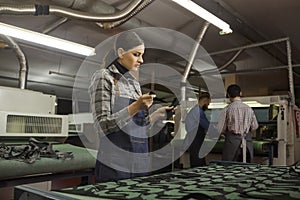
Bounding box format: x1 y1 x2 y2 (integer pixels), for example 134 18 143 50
150 106 174 123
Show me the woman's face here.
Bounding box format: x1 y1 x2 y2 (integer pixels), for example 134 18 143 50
117 44 145 71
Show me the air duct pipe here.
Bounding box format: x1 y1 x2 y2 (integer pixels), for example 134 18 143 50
0 35 28 89
0 0 144 22
97 0 154 29
42 0 152 32
49 0 115 14
0 0 154 29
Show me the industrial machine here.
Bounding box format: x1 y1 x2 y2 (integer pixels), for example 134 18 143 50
68 113 93 134
0 86 68 143
0 86 96 189
67 112 98 149
207 95 300 166
171 95 300 167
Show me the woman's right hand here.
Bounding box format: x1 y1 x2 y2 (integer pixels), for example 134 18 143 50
128 94 155 116
136 93 155 110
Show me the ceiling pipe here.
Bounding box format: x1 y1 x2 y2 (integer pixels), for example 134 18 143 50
0 4 35 15
0 74 82 90
98 0 154 29
55 0 115 14
198 64 300 78
194 0 293 64
218 49 243 71
43 0 112 32
0 0 143 22
49 0 154 29
49 0 88 9
49 0 143 21
202 36 296 105
208 37 289 57
0 0 154 30
200 49 244 75
42 17 68 34
220 65 297 75
41 0 153 32
0 35 28 89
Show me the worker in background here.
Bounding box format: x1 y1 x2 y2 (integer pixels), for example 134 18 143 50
217 84 259 163
184 92 211 167
89 31 172 182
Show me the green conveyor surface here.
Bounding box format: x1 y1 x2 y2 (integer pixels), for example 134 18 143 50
213 140 274 155
49 164 300 200
172 139 273 155
0 144 97 180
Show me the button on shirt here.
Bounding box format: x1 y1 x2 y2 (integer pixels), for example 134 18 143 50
217 99 258 135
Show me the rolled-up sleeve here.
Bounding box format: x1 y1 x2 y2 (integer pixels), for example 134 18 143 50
250 110 259 131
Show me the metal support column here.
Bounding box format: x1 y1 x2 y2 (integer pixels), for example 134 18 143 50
287 39 295 105
173 21 210 171
181 21 210 101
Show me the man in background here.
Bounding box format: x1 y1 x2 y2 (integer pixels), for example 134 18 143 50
217 84 258 163
184 92 211 167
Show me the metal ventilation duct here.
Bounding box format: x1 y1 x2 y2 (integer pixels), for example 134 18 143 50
0 35 28 89
0 0 154 27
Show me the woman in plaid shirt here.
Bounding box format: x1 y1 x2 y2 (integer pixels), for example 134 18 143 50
89 31 171 182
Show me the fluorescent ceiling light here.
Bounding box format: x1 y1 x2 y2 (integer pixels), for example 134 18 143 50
171 0 232 34
243 101 270 108
0 22 95 56
208 102 228 109
208 101 270 109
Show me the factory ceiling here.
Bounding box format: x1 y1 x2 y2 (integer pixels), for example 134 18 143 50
0 0 300 106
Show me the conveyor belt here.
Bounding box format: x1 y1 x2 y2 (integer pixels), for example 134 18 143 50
0 144 96 187
172 139 277 156
15 163 300 200
211 139 278 156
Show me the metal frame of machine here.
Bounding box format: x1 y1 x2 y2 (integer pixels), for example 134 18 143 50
0 86 96 188
208 95 299 165
0 86 68 140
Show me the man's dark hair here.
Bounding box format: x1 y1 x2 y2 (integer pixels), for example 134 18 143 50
198 91 210 100
226 84 241 98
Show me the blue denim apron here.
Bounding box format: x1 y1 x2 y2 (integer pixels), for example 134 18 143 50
95 96 149 182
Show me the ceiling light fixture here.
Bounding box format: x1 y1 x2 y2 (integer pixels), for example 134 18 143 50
171 0 233 34
0 22 95 56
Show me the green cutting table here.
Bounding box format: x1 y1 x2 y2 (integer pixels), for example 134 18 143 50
0 144 96 187
15 162 300 200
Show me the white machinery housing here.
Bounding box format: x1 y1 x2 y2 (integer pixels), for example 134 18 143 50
0 111 68 137
0 86 68 140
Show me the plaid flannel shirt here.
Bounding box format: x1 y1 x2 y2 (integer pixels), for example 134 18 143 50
89 64 149 135
217 99 259 135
